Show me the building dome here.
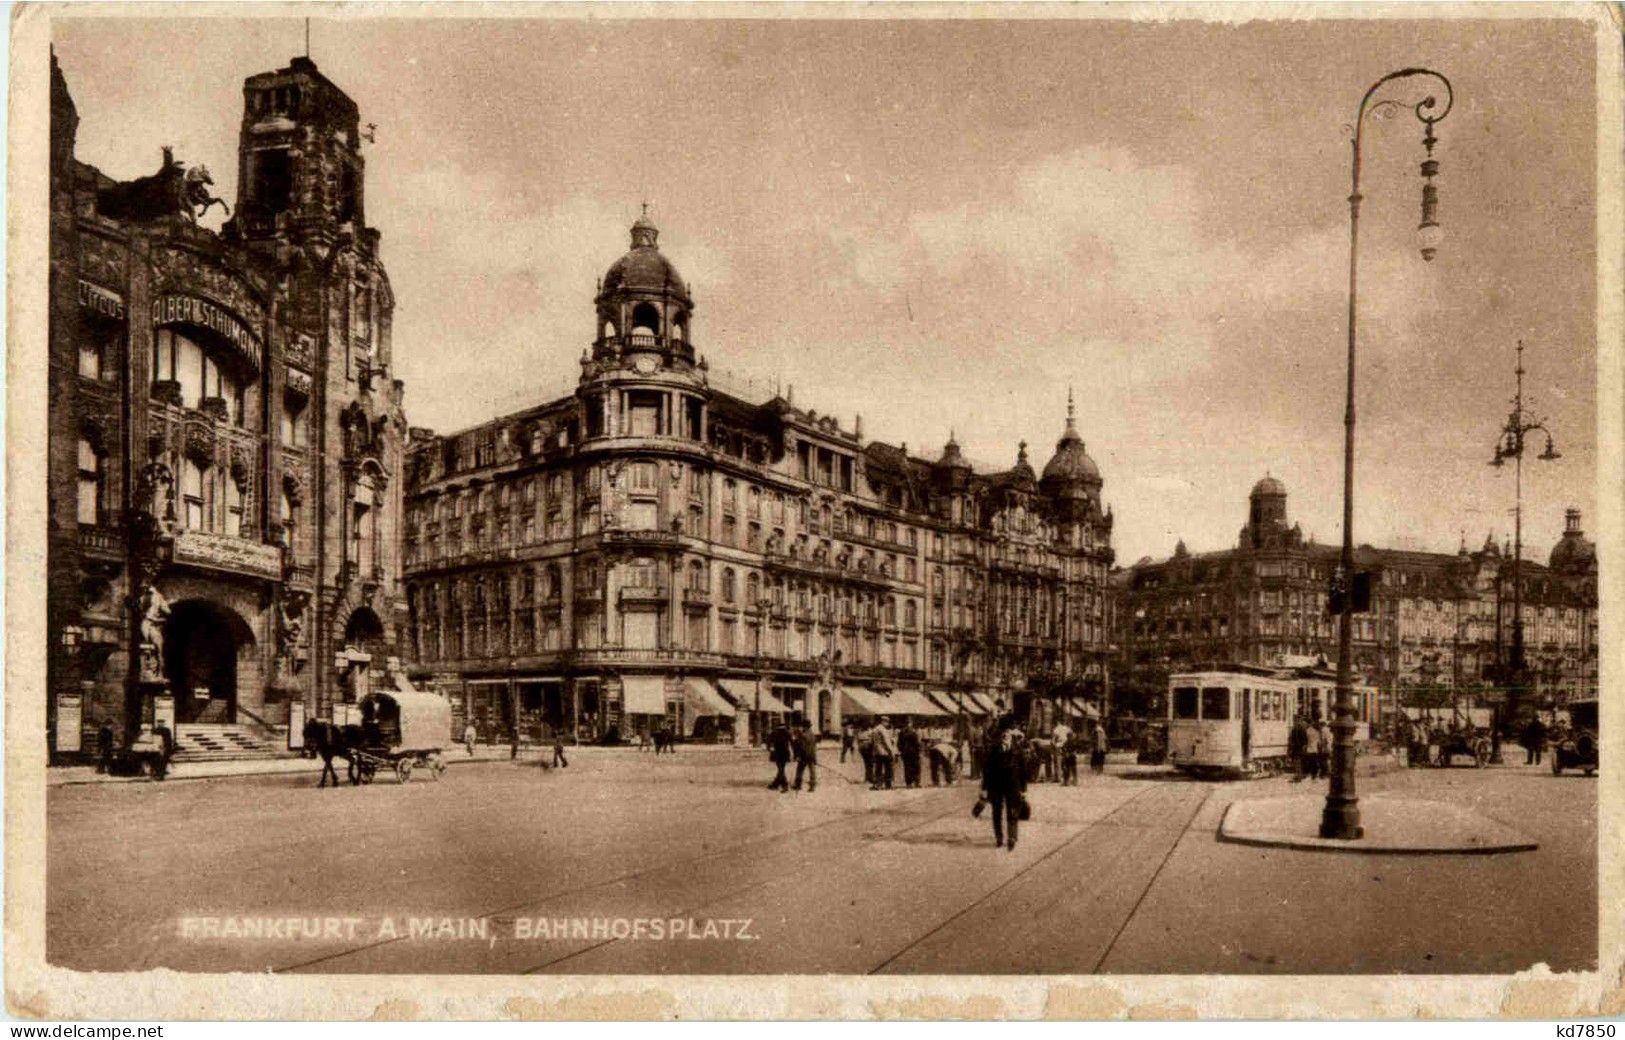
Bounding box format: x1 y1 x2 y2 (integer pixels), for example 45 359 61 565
600 213 689 300
1041 392 1101 488
936 431 971 470
1549 508 1596 572
1009 441 1036 484
1251 474 1286 498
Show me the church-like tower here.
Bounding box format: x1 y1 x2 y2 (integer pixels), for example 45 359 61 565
226 56 408 719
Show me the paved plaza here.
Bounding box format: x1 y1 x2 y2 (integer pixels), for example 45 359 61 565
46 749 1595 975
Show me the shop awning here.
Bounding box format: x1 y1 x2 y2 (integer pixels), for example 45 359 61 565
682 678 735 718
840 685 892 717
968 691 1001 715
622 675 667 715
886 687 950 717
924 690 962 714
718 681 792 715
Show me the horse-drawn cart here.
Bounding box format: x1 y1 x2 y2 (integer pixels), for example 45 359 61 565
352 690 451 784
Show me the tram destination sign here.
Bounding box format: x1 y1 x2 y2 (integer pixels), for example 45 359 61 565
171 530 283 580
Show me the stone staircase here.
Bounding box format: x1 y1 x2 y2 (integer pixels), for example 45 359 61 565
174 723 291 762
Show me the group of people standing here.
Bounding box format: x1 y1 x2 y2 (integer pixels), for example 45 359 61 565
1288 712 1333 780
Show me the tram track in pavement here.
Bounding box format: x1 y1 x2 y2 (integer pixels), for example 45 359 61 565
875 781 1215 974
276 781 965 973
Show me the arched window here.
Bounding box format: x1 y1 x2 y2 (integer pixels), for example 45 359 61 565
630 302 660 338
688 559 705 591
76 438 104 525
601 320 616 342
722 568 737 603
905 600 918 627
885 597 897 626
745 572 760 605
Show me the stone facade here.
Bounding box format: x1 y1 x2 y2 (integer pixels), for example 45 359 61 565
403 217 1116 742
1111 479 1598 716
47 54 408 756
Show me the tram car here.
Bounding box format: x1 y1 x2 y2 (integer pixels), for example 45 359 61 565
1166 665 1378 778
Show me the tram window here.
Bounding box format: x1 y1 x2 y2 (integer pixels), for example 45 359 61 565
1172 686 1199 720
1201 687 1231 720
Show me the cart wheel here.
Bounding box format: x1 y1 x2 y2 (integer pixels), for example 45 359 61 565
396 759 414 783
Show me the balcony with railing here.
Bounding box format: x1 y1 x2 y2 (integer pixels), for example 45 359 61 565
78 523 125 560
619 584 670 607
571 647 724 668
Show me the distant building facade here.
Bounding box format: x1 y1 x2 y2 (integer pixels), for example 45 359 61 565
48 54 408 757
1111 478 1598 714
402 216 1116 741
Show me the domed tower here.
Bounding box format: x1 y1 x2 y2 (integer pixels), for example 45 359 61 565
1241 474 1292 550
1549 508 1596 574
577 212 709 444
931 431 974 522
1041 390 1103 519
592 209 695 367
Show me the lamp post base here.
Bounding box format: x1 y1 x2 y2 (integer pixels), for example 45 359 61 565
1318 796 1365 840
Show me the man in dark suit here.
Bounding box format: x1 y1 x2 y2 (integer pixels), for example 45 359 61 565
981 715 1028 851
767 720 792 792
792 720 818 792
897 719 922 788
96 719 116 774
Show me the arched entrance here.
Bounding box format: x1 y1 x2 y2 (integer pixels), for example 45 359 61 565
164 600 255 724
339 607 388 704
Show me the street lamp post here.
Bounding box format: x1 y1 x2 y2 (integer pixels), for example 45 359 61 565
1322 68 1454 841
1488 339 1560 747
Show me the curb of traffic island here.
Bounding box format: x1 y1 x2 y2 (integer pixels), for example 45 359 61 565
1216 794 1539 856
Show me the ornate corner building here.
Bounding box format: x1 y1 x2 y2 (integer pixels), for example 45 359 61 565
47 53 408 758
402 216 1115 742
1112 478 1598 714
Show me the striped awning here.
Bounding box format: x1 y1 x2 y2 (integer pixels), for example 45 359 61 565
682 678 735 718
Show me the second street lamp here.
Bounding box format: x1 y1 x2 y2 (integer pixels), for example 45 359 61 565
1488 340 1560 747
1323 68 1455 842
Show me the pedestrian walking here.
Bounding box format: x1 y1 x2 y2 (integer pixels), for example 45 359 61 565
1060 729 1079 785
152 719 175 779
980 715 1028 851
1522 716 1548 765
1090 717 1109 775
871 718 898 790
898 719 923 788
857 723 876 784
1313 716 1332 779
551 725 569 768
1288 713 1309 781
767 720 792 792
928 739 958 785
840 722 856 763
96 718 116 774
463 720 477 757
792 720 819 792
1052 719 1073 784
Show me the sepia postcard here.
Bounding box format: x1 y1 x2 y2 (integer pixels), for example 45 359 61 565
6 1 1622 1022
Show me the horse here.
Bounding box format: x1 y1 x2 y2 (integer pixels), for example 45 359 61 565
303 718 363 787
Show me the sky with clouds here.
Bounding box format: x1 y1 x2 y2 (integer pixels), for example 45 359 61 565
51 13 1599 566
